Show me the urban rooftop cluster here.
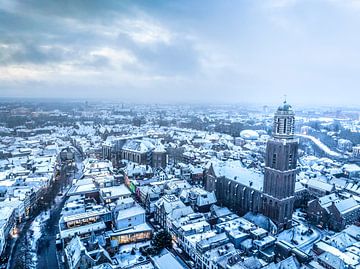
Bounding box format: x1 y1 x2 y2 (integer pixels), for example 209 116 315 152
1 101 360 269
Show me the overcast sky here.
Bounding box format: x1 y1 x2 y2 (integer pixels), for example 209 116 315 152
0 0 360 105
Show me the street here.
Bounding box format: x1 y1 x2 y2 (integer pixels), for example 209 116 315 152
6 152 82 269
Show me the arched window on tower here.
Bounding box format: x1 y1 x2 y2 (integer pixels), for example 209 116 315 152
272 153 277 167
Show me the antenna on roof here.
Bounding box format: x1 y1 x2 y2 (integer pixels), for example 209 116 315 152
283 94 287 103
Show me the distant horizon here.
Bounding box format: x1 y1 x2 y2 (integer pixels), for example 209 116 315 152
0 95 359 111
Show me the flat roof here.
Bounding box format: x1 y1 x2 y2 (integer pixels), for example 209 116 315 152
109 223 152 236
152 251 186 269
117 205 145 219
60 221 106 239
101 185 131 198
63 208 109 223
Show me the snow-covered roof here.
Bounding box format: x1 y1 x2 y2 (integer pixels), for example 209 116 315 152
318 193 339 207
126 162 153 177
240 130 259 140
294 182 306 192
211 160 263 191
122 139 155 153
117 204 145 220
0 204 15 221
346 182 360 195
318 252 346 269
343 164 360 173
61 221 106 239
101 185 131 198
152 250 186 269
307 178 334 192
153 142 166 153
325 232 357 251
343 225 360 240
65 236 85 268
63 207 109 223
243 212 277 234
109 223 152 236
334 197 360 216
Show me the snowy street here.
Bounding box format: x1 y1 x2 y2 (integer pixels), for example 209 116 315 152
7 153 82 269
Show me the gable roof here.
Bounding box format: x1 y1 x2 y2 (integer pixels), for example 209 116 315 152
334 197 360 215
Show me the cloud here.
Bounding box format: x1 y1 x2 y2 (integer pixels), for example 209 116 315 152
120 18 173 45
0 0 360 106
89 47 138 67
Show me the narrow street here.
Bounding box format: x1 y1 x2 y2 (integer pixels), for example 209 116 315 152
7 152 83 269
35 192 68 269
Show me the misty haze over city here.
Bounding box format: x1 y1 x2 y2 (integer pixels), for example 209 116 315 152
1 0 360 105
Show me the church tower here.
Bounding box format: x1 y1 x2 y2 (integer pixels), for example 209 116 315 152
262 100 298 230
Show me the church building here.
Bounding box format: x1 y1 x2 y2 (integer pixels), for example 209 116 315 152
205 101 298 230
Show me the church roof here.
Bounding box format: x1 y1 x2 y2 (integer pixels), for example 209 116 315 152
122 139 155 153
211 160 263 191
276 101 295 115
277 100 293 112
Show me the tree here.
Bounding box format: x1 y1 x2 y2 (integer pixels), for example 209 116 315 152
151 230 172 253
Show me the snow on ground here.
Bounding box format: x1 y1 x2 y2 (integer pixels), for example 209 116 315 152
277 223 318 248
297 134 342 158
27 210 50 268
114 241 150 268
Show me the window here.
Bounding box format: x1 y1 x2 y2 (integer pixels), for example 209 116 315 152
272 153 277 167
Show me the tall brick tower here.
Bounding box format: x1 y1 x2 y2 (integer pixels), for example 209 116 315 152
262 100 298 230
